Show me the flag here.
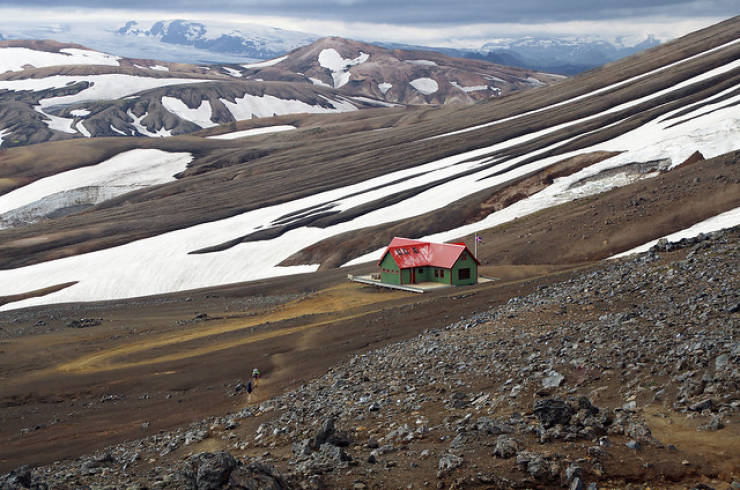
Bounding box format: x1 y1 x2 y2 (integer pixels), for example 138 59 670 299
475 235 483 243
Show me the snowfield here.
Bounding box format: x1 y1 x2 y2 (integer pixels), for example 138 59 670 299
0 149 192 230
0 74 211 108
378 82 392 94
161 97 216 128
0 149 192 215
318 48 369 88
220 93 357 121
0 47 120 73
409 78 439 95
207 125 297 140
0 41 738 309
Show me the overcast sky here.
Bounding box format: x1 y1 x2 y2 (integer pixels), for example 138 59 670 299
0 1 735 47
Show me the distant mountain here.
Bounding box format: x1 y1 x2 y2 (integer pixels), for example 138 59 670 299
468 35 662 75
0 37 559 147
117 20 318 61
240 37 563 105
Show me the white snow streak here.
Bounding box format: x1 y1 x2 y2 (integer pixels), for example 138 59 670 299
207 125 297 140
432 38 740 140
0 47 120 73
450 81 489 93
161 96 216 128
0 128 10 147
610 207 740 258
405 59 438 66
222 66 243 77
242 56 288 69
378 82 392 95
75 120 91 138
70 109 91 117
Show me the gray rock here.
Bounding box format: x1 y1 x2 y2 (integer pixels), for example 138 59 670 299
715 354 729 371
542 371 565 388
493 435 518 459
181 451 237 490
533 399 573 428
438 452 463 474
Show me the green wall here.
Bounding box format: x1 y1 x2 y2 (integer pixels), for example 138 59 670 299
380 253 400 285
451 252 478 286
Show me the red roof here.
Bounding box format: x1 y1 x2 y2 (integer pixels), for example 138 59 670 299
378 237 479 269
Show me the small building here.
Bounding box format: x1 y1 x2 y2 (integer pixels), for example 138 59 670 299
377 237 479 286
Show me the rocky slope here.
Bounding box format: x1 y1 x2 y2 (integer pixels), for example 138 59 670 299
3 226 737 488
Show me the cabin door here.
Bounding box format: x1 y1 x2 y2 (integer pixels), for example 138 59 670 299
410 269 416 283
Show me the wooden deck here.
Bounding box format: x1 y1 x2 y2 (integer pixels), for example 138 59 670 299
348 274 495 293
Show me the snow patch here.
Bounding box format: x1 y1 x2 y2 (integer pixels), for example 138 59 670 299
34 106 76 134
109 124 127 136
450 81 489 93
220 93 356 121
610 207 740 258
409 78 438 95
75 120 91 138
0 47 120 73
151 65 169 72
308 77 331 87
70 109 91 117
405 59 438 66
242 56 288 69
378 82 392 94
127 109 172 137
207 125 297 140
0 128 10 147
222 66 242 77
161 96 215 128
318 48 369 88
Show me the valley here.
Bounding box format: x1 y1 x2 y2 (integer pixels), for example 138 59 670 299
0 13 738 490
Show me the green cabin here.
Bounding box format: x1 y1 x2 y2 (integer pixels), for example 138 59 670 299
377 237 479 286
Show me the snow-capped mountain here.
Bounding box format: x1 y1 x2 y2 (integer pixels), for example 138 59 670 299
0 37 559 147
472 35 661 74
117 20 318 61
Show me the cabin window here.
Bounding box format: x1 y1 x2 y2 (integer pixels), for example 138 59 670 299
434 269 438 278
461 252 467 260
440 269 444 278
418 268 424 273
458 268 470 280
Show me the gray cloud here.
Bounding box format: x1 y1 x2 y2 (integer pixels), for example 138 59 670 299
6 0 739 24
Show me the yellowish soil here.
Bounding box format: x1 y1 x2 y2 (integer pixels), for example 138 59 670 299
55 283 405 374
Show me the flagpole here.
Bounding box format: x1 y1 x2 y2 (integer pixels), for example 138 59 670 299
474 234 477 259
